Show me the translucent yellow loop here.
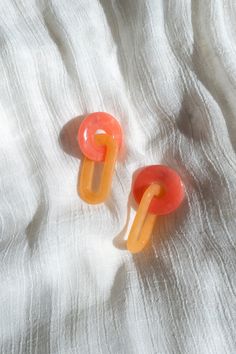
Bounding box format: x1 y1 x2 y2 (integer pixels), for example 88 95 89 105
127 184 161 254
79 134 118 204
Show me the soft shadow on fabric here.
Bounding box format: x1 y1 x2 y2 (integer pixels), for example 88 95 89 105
26 202 46 254
112 168 144 251
112 193 132 250
59 116 87 197
59 115 85 159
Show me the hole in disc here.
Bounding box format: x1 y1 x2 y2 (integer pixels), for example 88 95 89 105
95 129 106 135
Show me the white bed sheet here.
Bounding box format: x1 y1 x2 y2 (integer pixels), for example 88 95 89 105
0 1 236 353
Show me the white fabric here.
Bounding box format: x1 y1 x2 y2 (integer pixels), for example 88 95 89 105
0 1 236 353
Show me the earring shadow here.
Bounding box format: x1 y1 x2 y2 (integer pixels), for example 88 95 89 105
112 192 132 250
113 168 146 251
59 115 85 159
59 115 86 197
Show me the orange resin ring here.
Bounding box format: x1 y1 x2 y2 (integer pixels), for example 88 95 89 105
133 165 185 215
78 112 123 162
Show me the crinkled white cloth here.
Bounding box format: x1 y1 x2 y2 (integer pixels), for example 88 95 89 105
0 1 236 353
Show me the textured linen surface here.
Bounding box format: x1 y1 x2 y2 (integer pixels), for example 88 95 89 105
0 0 236 353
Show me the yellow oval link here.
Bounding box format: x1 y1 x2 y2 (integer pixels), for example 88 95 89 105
127 184 161 253
79 134 118 204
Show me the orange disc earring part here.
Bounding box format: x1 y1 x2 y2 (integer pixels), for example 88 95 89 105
133 165 185 215
127 165 185 254
78 112 123 162
79 134 119 204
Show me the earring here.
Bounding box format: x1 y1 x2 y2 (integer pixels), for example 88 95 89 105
78 112 123 204
127 165 185 253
